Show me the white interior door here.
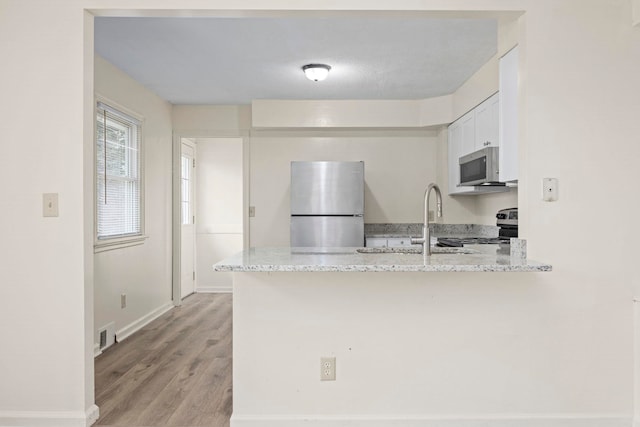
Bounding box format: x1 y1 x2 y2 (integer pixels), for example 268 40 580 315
180 141 196 298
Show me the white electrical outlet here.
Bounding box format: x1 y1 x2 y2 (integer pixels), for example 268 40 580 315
542 178 559 202
320 357 336 381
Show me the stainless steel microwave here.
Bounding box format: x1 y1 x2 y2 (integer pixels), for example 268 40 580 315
459 146 501 186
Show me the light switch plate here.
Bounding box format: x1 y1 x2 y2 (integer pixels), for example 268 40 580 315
43 193 59 217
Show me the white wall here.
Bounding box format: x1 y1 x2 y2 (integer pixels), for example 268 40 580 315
0 2 94 424
253 97 453 128
475 188 518 223
234 271 628 427
249 131 439 246
173 105 251 136
172 105 251 252
195 138 243 292
94 56 174 346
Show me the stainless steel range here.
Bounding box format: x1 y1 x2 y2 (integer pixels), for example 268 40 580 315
436 208 518 247
437 236 507 247
496 207 518 238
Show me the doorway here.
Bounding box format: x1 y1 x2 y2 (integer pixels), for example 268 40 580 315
173 136 244 304
180 139 196 299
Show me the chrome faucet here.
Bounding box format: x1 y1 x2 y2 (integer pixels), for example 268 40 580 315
411 183 442 256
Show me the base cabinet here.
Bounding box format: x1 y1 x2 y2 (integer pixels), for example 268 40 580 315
365 237 420 248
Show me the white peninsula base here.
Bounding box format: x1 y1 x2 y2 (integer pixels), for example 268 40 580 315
229 270 621 427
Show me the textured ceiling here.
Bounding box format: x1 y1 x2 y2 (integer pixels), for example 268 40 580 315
95 17 497 105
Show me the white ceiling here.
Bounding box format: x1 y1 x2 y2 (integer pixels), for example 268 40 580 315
94 17 497 105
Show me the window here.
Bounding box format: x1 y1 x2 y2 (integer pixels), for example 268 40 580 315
95 101 144 245
181 155 191 225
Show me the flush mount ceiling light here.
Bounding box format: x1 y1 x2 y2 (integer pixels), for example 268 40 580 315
302 64 331 81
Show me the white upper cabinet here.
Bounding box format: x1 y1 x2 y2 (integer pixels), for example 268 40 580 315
459 109 476 155
446 46 519 195
447 93 507 196
499 46 519 183
448 110 477 195
475 92 500 150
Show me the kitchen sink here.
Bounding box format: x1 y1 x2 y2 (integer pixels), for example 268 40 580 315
356 247 475 255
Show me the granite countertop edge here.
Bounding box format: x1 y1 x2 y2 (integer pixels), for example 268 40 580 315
213 246 552 273
214 264 552 273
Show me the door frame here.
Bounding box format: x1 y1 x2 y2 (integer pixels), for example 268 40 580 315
171 131 250 307
180 138 197 299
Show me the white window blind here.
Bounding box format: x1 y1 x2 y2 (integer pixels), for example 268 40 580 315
96 102 143 240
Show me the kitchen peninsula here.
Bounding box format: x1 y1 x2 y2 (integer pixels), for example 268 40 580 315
213 243 551 273
215 243 551 426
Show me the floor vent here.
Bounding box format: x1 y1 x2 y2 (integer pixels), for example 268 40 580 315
98 322 116 351
99 330 107 349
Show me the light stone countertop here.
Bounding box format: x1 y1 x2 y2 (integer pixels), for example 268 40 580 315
213 245 552 273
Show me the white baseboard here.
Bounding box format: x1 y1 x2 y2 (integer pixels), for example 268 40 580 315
196 284 232 293
0 405 99 427
116 301 174 343
231 414 631 427
93 344 102 358
85 405 99 427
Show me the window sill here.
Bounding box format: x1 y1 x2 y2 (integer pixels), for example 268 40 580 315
94 235 148 253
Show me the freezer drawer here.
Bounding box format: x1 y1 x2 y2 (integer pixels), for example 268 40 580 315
291 161 364 215
290 216 364 247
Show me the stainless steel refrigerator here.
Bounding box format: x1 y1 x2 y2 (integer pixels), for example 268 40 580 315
290 161 364 247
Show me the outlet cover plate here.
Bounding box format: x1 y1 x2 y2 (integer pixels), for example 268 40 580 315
320 357 336 381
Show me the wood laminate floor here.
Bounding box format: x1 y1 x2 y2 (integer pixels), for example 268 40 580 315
94 293 232 427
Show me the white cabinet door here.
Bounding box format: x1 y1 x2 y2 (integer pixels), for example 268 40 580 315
499 46 519 182
365 237 387 247
387 237 418 247
448 121 462 195
448 114 477 195
448 92 510 195
475 92 499 150
459 110 476 156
